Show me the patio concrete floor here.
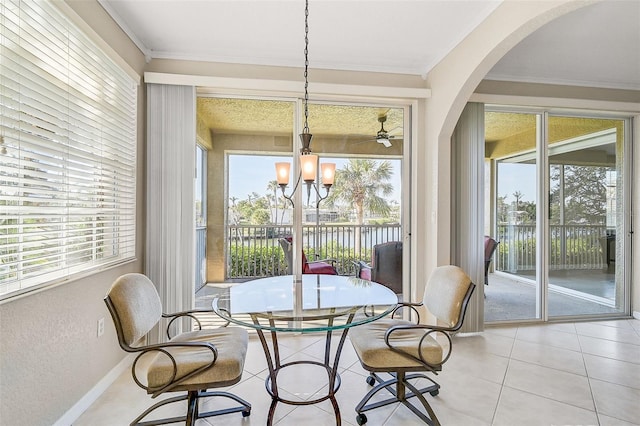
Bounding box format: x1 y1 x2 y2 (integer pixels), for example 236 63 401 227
484 269 623 322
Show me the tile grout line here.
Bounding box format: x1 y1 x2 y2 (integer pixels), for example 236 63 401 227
488 324 519 425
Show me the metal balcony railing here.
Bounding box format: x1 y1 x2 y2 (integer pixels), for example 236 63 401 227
221 223 608 281
495 224 610 273
226 224 402 279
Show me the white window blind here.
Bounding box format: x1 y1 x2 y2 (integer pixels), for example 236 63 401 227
0 0 137 298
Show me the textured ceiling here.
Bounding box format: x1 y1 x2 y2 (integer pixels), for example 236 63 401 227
197 98 404 138
198 99 618 157
485 112 535 144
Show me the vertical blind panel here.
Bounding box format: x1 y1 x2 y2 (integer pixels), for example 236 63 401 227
0 0 137 297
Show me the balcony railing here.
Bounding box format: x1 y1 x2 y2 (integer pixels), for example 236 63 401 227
495 224 610 272
223 223 608 280
226 224 402 279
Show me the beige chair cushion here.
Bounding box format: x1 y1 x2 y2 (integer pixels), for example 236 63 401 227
350 318 443 370
423 265 472 327
147 326 248 392
108 273 163 345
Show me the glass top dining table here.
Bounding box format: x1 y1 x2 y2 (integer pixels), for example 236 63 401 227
211 274 399 425
212 274 399 332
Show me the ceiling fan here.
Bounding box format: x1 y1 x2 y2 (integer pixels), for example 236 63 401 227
356 115 402 148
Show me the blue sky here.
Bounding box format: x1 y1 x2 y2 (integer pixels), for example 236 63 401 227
497 162 537 203
226 154 535 207
228 154 402 203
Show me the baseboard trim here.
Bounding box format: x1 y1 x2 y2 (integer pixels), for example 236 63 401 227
633 311 640 320
54 354 134 426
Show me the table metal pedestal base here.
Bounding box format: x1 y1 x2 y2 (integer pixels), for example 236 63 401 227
253 314 354 426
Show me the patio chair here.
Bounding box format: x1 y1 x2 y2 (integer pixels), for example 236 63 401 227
279 236 338 275
104 273 251 426
484 236 499 285
349 265 475 425
355 241 403 294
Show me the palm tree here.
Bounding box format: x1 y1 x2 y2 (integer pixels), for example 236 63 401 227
326 159 393 252
229 196 239 225
512 190 523 211
267 180 279 223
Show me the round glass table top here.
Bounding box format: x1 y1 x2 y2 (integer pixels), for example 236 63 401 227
212 274 398 332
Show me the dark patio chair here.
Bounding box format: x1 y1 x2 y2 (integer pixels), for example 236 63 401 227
355 241 403 295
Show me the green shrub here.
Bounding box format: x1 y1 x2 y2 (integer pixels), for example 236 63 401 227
228 241 372 277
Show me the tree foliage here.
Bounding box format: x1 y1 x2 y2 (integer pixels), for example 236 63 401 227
325 159 393 224
550 165 607 225
497 164 609 226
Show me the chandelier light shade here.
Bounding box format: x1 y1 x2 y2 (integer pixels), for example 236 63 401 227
300 154 318 182
275 162 291 186
274 0 335 208
320 163 336 187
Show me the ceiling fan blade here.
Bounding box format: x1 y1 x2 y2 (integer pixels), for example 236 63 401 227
378 138 392 148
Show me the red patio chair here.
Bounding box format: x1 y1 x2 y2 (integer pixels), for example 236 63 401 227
279 237 338 275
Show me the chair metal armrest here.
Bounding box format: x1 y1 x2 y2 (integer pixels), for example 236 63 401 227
163 308 226 339
357 260 371 269
129 340 219 397
137 340 218 357
352 260 371 278
391 301 423 321
383 322 454 368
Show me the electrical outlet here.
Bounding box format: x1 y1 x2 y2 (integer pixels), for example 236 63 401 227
97 317 105 337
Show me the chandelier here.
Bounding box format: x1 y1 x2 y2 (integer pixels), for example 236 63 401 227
274 0 335 208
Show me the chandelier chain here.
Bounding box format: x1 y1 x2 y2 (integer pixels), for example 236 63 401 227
303 0 310 134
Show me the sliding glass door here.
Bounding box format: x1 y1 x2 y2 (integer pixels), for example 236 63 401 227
485 110 629 322
486 111 541 321
547 116 627 318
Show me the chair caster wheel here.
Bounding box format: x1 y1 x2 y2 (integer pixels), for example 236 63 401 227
430 389 439 396
356 413 368 425
366 376 376 386
242 409 251 417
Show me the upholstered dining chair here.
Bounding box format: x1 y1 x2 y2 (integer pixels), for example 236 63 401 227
104 273 251 426
279 236 338 275
349 265 475 426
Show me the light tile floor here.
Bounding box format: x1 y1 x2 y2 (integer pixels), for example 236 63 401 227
75 318 640 426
